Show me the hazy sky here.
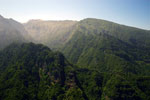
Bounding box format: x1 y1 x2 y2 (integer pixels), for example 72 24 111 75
0 0 150 30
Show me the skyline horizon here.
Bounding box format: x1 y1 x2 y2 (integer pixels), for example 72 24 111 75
0 0 149 30
1 14 149 31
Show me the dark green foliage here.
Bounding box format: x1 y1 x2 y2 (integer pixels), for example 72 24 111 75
0 43 85 100
135 76 150 100
61 18 150 99
102 74 144 100
76 68 104 100
62 18 150 75
0 18 150 100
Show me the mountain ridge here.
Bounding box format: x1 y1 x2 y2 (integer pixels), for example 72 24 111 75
0 14 150 100
0 15 31 49
24 19 77 49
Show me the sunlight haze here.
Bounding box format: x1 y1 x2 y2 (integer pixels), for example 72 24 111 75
0 0 150 29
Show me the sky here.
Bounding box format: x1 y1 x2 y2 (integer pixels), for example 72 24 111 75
0 0 150 30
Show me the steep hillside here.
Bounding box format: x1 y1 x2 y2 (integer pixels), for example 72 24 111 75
60 18 150 99
0 43 149 100
0 15 31 49
76 68 150 100
0 17 150 100
62 18 150 75
77 18 150 47
0 43 86 100
24 20 77 49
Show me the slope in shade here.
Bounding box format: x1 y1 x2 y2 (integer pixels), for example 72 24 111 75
0 43 149 100
0 43 86 100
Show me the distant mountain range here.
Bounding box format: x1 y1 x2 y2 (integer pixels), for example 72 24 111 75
24 19 77 49
0 15 150 100
0 15 31 49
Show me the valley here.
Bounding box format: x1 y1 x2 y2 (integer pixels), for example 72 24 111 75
0 15 150 100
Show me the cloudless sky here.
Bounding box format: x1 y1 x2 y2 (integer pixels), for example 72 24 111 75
0 0 150 30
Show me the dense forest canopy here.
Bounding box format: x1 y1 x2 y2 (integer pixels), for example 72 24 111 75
0 15 150 100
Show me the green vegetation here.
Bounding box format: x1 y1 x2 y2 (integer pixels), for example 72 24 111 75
62 18 150 74
61 18 150 99
0 18 150 100
0 43 85 100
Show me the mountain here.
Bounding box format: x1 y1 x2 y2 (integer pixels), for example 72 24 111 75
0 43 149 100
75 18 150 47
60 18 150 100
23 18 150 73
61 18 150 75
24 20 77 49
0 15 31 49
23 18 150 99
0 43 87 100
0 16 150 100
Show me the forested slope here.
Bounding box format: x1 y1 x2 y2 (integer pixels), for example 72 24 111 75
62 18 150 75
0 43 86 100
